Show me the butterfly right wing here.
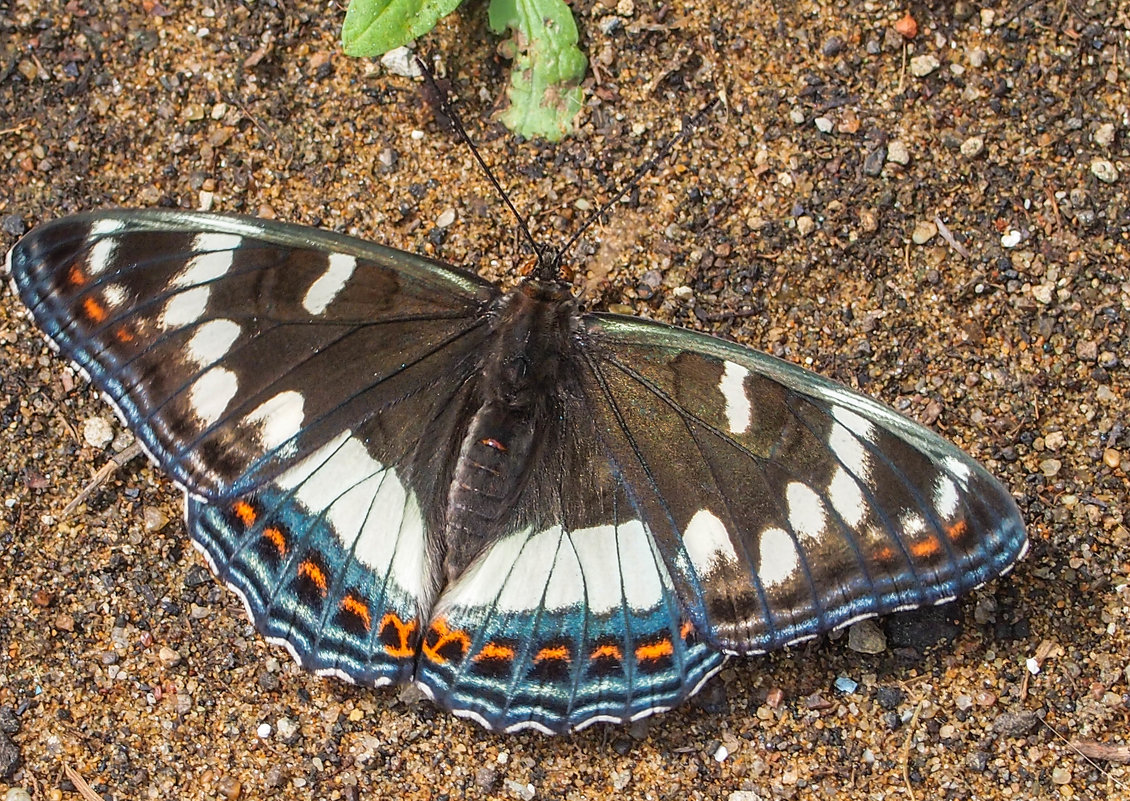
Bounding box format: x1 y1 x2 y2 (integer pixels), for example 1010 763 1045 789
8 210 498 686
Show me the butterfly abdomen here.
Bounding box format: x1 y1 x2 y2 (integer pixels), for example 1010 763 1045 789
442 280 579 581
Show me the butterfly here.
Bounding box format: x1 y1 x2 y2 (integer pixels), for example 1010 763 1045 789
5 208 1027 734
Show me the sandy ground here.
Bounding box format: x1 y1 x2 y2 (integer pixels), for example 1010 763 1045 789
0 0 1128 798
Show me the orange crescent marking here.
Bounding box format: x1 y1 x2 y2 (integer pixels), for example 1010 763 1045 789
263 527 286 556
680 620 695 640
379 613 418 659
947 519 968 541
67 264 87 287
233 500 256 527
910 538 941 558
534 645 570 663
421 618 470 664
591 643 622 661
635 639 674 662
480 437 508 452
475 642 516 662
297 560 327 594
340 595 372 631
114 327 135 343
82 297 107 323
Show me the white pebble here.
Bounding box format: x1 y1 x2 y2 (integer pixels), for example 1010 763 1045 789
1093 122 1115 148
436 208 456 227
814 116 833 133
887 140 910 165
960 136 985 158
1026 657 1041 675
909 54 940 77
381 47 422 77
83 416 114 449
1000 230 1022 248
1090 158 1118 184
257 722 273 738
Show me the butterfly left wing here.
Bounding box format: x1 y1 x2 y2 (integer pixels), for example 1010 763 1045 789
7 210 499 686
574 313 1028 656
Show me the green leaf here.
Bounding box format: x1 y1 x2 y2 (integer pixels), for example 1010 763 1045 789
487 0 587 141
342 0 465 57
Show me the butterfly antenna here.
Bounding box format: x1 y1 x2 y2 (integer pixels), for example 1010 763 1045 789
550 98 719 277
414 56 547 271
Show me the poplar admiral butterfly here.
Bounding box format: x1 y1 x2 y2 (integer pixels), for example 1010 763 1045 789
6 168 1026 736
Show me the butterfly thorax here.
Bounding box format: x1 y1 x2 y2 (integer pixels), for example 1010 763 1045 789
441 279 579 581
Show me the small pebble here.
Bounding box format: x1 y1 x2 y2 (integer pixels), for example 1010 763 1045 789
216 776 242 800
4 790 31 801
834 676 859 693
894 13 918 39
1052 766 1072 785
887 140 910 165
435 208 456 227
796 215 816 236
256 722 272 738
814 116 833 133
1001 230 1022 248
728 793 764 801
956 694 974 711
765 687 784 708
380 46 422 78
847 619 887 653
1092 122 1115 148
83 417 114 449
1044 431 1066 450
1040 458 1062 477
158 646 182 667
909 54 940 77
992 710 1039 737
911 221 937 245
503 779 535 801
960 136 985 158
1103 449 1121 469
277 717 298 740
1090 158 1117 184
863 145 887 176
143 507 170 532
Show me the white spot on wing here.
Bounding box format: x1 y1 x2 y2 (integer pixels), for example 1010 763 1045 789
719 361 752 434
942 455 972 486
828 467 867 528
186 318 241 367
758 527 799 588
933 474 960 519
442 519 670 615
189 367 238 425
161 286 210 329
829 414 873 480
303 252 356 315
683 508 739 576
172 232 242 286
87 238 120 276
244 390 305 449
786 481 827 542
101 283 127 307
275 432 429 601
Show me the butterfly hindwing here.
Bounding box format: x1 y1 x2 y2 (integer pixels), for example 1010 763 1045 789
579 313 1028 655
413 383 723 733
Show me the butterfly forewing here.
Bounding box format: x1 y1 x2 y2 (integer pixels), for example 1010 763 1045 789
9 211 498 497
581 314 1028 655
